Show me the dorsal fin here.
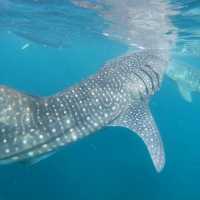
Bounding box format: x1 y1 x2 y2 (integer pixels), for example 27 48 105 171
177 81 192 102
109 101 165 172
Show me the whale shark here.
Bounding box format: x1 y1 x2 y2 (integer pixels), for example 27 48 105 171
0 50 168 172
167 63 200 102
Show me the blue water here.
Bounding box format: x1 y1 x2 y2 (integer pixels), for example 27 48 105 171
0 0 200 200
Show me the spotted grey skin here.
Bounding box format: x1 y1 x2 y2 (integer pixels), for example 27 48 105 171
0 50 168 172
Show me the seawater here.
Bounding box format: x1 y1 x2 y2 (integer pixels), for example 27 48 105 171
0 0 200 200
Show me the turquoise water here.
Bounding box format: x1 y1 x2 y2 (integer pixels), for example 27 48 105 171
0 0 200 200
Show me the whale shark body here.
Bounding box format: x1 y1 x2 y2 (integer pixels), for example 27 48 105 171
0 50 167 172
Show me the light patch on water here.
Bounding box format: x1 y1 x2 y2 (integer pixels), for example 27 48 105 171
21 43 30 50
108 1 177 50
88 0 178 52
71 0 178 60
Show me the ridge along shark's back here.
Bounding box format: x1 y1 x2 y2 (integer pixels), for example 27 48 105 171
0 50 167 172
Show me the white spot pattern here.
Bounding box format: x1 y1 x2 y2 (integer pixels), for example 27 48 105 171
0 51 166 172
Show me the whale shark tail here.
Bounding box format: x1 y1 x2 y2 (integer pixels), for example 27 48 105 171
109 100 165 172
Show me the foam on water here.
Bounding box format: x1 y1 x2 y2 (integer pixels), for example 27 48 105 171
100 0 177 51
1 0 200 60
72 0 200 59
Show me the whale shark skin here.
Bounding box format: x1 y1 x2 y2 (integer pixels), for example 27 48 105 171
0 50 167 172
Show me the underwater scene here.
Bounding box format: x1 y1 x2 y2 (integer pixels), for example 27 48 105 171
0 0 200 199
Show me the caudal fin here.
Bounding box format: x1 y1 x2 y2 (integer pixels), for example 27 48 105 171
109 101 165 173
